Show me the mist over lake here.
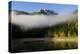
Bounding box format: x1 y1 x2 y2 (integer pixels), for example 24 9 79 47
11 11 77 30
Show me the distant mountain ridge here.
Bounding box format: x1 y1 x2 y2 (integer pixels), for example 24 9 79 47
13 9 58 15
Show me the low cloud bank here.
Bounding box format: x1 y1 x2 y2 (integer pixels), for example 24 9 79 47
10 11 77 30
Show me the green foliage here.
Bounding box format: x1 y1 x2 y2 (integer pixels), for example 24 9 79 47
45 18 78 38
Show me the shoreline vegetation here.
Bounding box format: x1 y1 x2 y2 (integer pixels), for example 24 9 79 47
52 37 77 42
45 18 78 38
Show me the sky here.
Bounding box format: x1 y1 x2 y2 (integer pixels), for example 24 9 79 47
9 1 77 15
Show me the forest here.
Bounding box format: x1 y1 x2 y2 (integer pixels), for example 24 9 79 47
45 17 78 38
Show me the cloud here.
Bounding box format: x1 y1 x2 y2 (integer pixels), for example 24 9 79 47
11 11 77 30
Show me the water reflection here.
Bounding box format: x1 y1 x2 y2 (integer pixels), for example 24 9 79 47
11 37 78 52
46 37 78 49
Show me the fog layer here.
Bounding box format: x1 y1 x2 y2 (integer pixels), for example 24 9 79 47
11 11 77 30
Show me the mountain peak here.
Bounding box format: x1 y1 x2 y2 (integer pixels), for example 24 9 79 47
13 9 58 15
37 8 58 15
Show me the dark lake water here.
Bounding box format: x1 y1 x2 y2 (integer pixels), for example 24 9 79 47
10 38 78 53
